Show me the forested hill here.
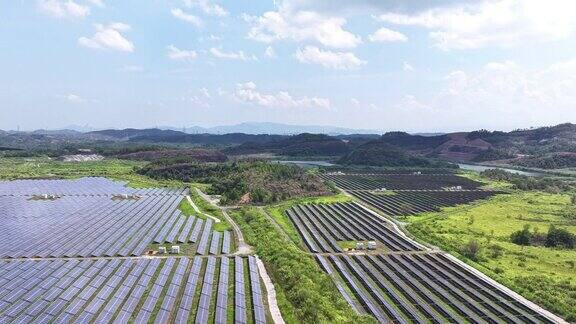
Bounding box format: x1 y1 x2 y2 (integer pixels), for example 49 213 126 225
339 139 453 168
368 123 576 168
88 129 284 145
222 133 366 157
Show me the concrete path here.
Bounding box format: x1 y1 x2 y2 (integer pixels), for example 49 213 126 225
256 256 285 324
194 188 253 255
185 195 221 223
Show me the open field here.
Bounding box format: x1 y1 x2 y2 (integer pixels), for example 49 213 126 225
0 157 182 188
405 192 576 321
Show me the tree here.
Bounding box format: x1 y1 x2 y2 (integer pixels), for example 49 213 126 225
545 226 575 249
510 225 533 246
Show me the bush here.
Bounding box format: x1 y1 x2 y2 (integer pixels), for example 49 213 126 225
461 240 482 260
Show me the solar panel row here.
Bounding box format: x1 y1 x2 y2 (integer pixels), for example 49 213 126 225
0 195 233 258
0 257 268 323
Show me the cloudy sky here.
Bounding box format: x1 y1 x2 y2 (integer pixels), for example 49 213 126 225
2 0 576 132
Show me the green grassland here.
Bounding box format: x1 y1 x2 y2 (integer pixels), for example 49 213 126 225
0 157 182 188
457 170 514 190
404 192 576 321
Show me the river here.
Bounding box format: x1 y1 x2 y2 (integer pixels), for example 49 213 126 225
457 163 540 177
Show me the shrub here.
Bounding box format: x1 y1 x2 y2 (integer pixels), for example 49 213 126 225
461 239 482 261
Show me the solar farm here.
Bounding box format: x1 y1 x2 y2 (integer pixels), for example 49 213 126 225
287 171 562 323
287 200 558 323
321 172 499 217
0 177 271 323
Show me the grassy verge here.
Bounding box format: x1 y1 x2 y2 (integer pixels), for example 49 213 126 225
405 192 576 321
264 193 352 244
229 206 375 324
180 191 231 232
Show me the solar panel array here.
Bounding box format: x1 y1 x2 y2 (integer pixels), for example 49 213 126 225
0 177 187 196
317 254 554 324
0 257 268 323
285 189 557 323
0 178 233 258
287 202 422 253
321 173 482 191
321 173 498 217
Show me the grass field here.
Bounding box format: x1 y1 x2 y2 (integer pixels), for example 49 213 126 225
457 170 514 190
405 192 576 321
0 157 182 188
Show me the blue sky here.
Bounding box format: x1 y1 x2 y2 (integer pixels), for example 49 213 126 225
2 0 576 132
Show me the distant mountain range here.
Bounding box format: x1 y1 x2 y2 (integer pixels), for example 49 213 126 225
17 122 382 136
162 122 382 135
4 123 576 169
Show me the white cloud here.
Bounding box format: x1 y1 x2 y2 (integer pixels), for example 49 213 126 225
184 0 228 17
264 46 277 58
368 27 408 42
56 93 86 104
167 45 198 61
437 59 576 120
119 65 144 72
403 62 415 71
171 8 203 27
210 48 256 61
295 46 365 70
377 0 576 50
234 82 330 109
246 5 362 49
78 23 134 52
199 87 211 98
484 60 517 71
38 0 90 19
87 0 104 8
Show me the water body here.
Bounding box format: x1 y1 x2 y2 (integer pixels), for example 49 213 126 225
271 160 335 167
458 163 540 177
